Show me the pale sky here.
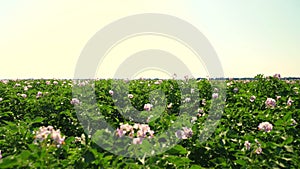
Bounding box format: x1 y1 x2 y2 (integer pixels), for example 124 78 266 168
0 0 299 79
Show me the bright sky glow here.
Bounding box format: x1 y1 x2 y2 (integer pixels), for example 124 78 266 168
0 1 299 79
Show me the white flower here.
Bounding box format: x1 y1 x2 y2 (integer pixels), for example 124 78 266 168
175 130 186 139
191 117 197 124
185 97 191 103
258 122 273 132
291 119 297 126
255 147 262 154
70 98 80 105
109 90 114 96
265 98 276 108
144 103 153 111
244 141 251 150
15 83 21 87
33 126 65 147
128 94 134 99
212 93 218 99
120 123 133 132
175 127 193 139
202 99 206 105
154 80 162 85
287 98 293 106
36 91 43 98
250 96 256 102
273 73 281 79
132 137 143 144
21 94 27 98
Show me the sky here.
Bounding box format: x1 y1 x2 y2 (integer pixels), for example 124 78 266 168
0 0 299 79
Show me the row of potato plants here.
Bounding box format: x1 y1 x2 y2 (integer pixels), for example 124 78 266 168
0 74 299 168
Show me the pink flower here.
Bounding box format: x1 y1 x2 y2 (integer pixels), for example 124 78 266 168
144 103 153 111
116 128 126 137
132 137 143 144
1 80 9 84
273 74 281 79
109 90 114 96
175 127 193 139
182 127 193 138
0 150 2 159
250 95 256 102
233 87 239 93
154 80 163 85
244 141 251 150
15 83 21 87
255 147 262 154
212 93 218 99
196 108 203 114
175 130 186 139
265 98 276 108
33 126 65 147
148 130 154 138
21 94 27 98
120 123 133 132
70 98 80 105
258 122 273 132
137 130 145 138
53 81 58 85
36 91 43 98
128 94 134 99
117 123 154 141
46 81 51 85
287 98 293 106
139 124 151 133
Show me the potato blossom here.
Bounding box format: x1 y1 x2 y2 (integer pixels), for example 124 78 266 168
144 103 153 111
258 122 273 132
265 98 276 108
244 141 251 150
33 126 65 147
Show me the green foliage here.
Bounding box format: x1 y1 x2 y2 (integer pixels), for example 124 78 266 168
0 76 299 168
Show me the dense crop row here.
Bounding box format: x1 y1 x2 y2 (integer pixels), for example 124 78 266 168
0 74 299 168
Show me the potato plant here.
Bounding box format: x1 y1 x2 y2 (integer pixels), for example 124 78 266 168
0 74 299 168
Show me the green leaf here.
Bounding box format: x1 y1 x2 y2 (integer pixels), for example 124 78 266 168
167 145 188 155
234 159 246 166
284 136 293 144
32 117 44 124
190 165 202 169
